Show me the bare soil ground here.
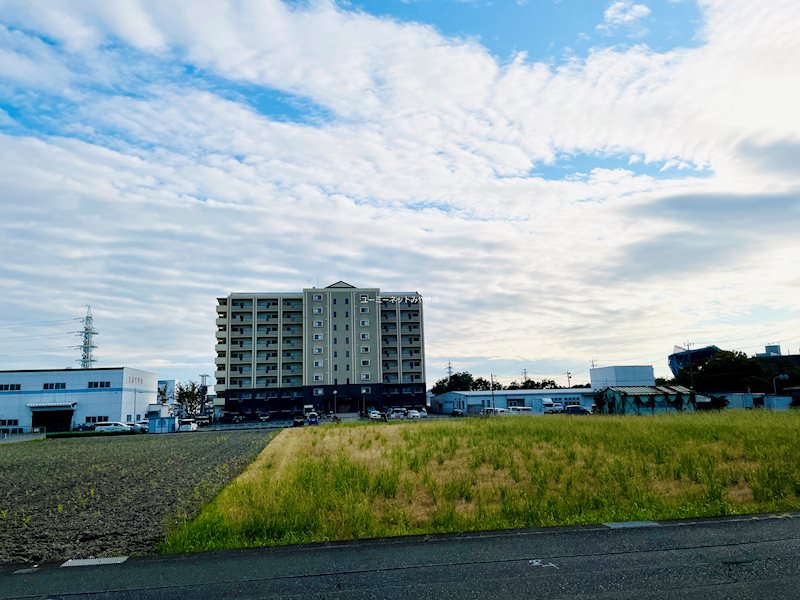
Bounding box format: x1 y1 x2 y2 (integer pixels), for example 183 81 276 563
0 430 273 564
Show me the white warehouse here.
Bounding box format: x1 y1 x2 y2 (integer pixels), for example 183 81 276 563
0 367 158 434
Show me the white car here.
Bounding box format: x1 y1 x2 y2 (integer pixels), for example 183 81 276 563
407 410 420 419
418 409 428 418
95 422 132 432
178 419 198 432
369 410 383 420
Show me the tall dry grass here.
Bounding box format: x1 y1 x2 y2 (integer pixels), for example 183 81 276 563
161 411 800 553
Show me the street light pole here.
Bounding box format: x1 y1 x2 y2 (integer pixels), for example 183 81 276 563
773 374 789 395
333 390 338 415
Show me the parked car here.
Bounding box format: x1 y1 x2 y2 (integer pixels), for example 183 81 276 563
389 409 405 420
257 413 270 422
451 409 465 417
368 410 383 420
292 415 305 427
73 423 95 432
195 416 211 427
95 422 132 432
178 419 198 432
418 409 428 418
543 400 564 414
565 405 592 415
509 406 533 416
307 412 319 426
128 421 149 433
407 410 420 419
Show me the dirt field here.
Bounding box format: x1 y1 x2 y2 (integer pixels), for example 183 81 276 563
0 430 273 564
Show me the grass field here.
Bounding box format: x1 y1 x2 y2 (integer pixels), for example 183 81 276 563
161 412 800 554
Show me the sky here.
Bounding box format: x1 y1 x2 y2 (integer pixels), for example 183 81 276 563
1 0 799 388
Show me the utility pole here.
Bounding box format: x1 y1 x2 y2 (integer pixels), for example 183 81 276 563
199 374 210 415
685 341 695 389
564 371 572 388
447 361 454 381
590 359 597 369
522 369 528 382
490 373 496 409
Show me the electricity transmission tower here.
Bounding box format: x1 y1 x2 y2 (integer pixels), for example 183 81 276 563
73 305 98 368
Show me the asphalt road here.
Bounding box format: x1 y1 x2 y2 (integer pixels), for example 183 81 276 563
2 513 799 599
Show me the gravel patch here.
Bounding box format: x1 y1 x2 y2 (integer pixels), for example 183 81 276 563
0 430 273 564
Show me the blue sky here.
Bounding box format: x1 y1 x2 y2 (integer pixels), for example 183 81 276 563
0 0 799 387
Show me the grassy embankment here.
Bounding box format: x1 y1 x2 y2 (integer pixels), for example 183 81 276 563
161 411 800 553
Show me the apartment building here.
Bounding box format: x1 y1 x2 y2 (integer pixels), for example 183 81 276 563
215 281 426 416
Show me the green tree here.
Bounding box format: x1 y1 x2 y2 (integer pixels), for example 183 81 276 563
175 381 202 416
431 371 475 395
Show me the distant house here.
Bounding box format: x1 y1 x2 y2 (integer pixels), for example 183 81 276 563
594 385 697 415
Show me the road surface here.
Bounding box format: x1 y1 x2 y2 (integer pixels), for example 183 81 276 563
2 512 799 599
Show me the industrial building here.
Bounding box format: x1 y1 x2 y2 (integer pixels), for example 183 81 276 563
433 388 594 415
0 367 158 434
215 281 426 416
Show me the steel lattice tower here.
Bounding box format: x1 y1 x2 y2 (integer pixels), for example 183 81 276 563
76 305 98 368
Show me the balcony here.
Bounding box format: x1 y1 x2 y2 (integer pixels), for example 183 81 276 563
215 342 227 352
383 375 399 384
381 325 397 333
216 317 228 326
282 341 302 349
402 374 422 383
214 383 226 393
215 355 226 364
402 361 422 371
382 349 398 357
282 326 302 335
230 377 252 387
282 376 302 386
382 336 398 345
230 340 252 349
257 300 280 309
215 369 225 379
282 352 302 361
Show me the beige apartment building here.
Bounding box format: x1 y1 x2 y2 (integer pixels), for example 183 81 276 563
215 281 425 416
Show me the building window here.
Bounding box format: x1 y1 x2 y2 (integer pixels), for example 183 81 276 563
345 337 350 344
345 324 350 331
313 307 323 315
333 298 337 304
126 414 132 422
360 333 369 340
334 365 338 371
314 374 324 382
313 294 323 301
360 306 369 314
313 320 323 327
333 311 337 317
345 298 349 304
360 294 369 303
361 387 371 394
333 324 337 331
361 373 371 381
360 346 369 353
88 381 111 388
43 383 66 390
333 337 337 344
314 388 324 396
345 350 350 357
0 384 21 391
333 351 338 358
313 360 323 367
361 359 370 367
313 347 323 354
313 333 324 341
360 319 369 327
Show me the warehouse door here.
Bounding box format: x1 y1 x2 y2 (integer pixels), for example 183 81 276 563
31 409 73 433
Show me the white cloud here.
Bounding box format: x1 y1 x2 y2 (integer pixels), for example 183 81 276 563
598 1 652 33
1 0 799 384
